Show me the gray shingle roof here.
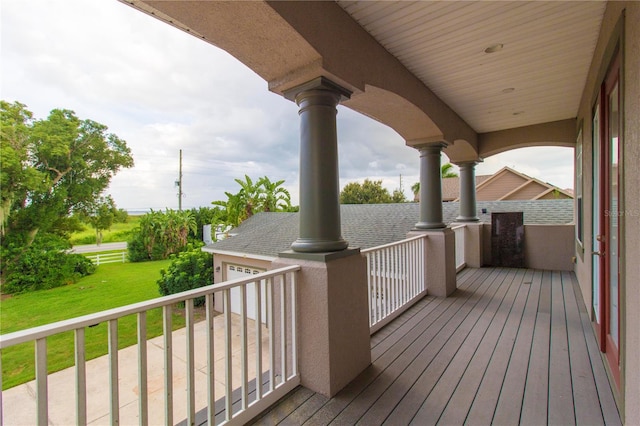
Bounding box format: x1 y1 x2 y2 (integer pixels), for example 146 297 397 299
206 199 573 258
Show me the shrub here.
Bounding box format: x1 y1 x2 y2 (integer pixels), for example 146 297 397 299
1 234 96 294
157 242 213 305
127 209 196 262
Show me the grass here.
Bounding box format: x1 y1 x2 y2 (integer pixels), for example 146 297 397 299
70 215 141 245
0 259 178 390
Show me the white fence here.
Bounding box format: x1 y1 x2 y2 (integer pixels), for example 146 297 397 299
452 224 467 272
0 265 300 426
86 251 127 265
362 234 428 334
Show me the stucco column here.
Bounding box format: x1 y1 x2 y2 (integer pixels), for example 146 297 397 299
285 77 350 253
455 160 480 222
415 142 447 229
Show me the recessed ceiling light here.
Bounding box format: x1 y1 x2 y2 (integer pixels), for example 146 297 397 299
502 87 515 93
484 43 504 53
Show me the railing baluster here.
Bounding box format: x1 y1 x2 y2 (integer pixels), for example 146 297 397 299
108 319 119 425
267 278 275 392
205 293 216 425
163 305 173 425
255 280 263 400
366 253 372 328
75 328 87 425
186 299 195 426
35 338 48 426
280 275 287 384
137 312 148 426
290 272 298 377
362 234 429 333
240 284 248 410
223 289 232 421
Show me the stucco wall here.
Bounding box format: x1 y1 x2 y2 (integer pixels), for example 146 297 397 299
573 2 640 422
481 224 574 271
523 225 575 271
622 3 640 424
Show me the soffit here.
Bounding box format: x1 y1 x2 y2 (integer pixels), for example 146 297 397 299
336 1 606 134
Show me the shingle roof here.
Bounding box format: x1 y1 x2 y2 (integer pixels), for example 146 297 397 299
206 199 573 258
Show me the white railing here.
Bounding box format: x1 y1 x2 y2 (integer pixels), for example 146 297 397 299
86 251 127 265
362 234 427 334
451 224 467 272
0 265 300 426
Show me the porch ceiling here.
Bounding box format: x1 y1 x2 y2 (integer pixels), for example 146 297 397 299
336 1 606 134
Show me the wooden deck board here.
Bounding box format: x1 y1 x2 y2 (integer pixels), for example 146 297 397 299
460 268 531 425
520 269 552 425
249 268 621 426
491 269 543 425
562 271 605 425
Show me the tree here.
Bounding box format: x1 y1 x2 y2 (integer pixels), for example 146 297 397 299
233 175 263 220
212 175 293 227
77 195 119 245
1 101 132 291
391 188 407 203
340 179 393 204
411 163 458 199
258 176 291 212
0 101 134 247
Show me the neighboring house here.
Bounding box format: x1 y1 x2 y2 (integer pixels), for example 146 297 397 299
438 166 573 202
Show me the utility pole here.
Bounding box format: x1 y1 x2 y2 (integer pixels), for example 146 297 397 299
176 149 183 211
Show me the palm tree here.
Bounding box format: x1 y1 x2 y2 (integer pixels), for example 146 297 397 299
411 163 458 200
233 175 263 220
258 176 291 212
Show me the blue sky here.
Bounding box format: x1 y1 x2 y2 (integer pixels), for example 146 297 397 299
1 0 574 210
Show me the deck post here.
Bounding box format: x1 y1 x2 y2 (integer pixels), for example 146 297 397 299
273 250 371 397
450 222 485 268
408 229 457 297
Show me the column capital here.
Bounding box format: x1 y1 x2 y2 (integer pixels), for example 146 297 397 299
409 140 448 152
283 76 352 103
453 158 483 167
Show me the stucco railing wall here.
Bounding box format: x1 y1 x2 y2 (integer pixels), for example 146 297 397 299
482 223 575 271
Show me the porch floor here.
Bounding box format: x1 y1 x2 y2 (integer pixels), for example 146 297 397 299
251 267 621 425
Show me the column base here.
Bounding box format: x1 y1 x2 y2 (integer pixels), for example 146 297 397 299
291 238 349 253
455 216 480 222
414 221 446 230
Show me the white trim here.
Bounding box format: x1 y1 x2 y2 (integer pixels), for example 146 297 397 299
200 247 276 262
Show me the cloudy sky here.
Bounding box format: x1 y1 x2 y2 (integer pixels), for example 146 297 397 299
1 0 574 211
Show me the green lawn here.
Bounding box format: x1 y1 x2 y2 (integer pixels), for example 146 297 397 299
0 259 179 390
70 215 141 245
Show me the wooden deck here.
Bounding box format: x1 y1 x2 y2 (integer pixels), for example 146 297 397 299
251 267 621 426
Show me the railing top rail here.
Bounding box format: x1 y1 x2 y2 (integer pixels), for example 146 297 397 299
0 264 301 349
361 233 427 254
450 224 467 230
